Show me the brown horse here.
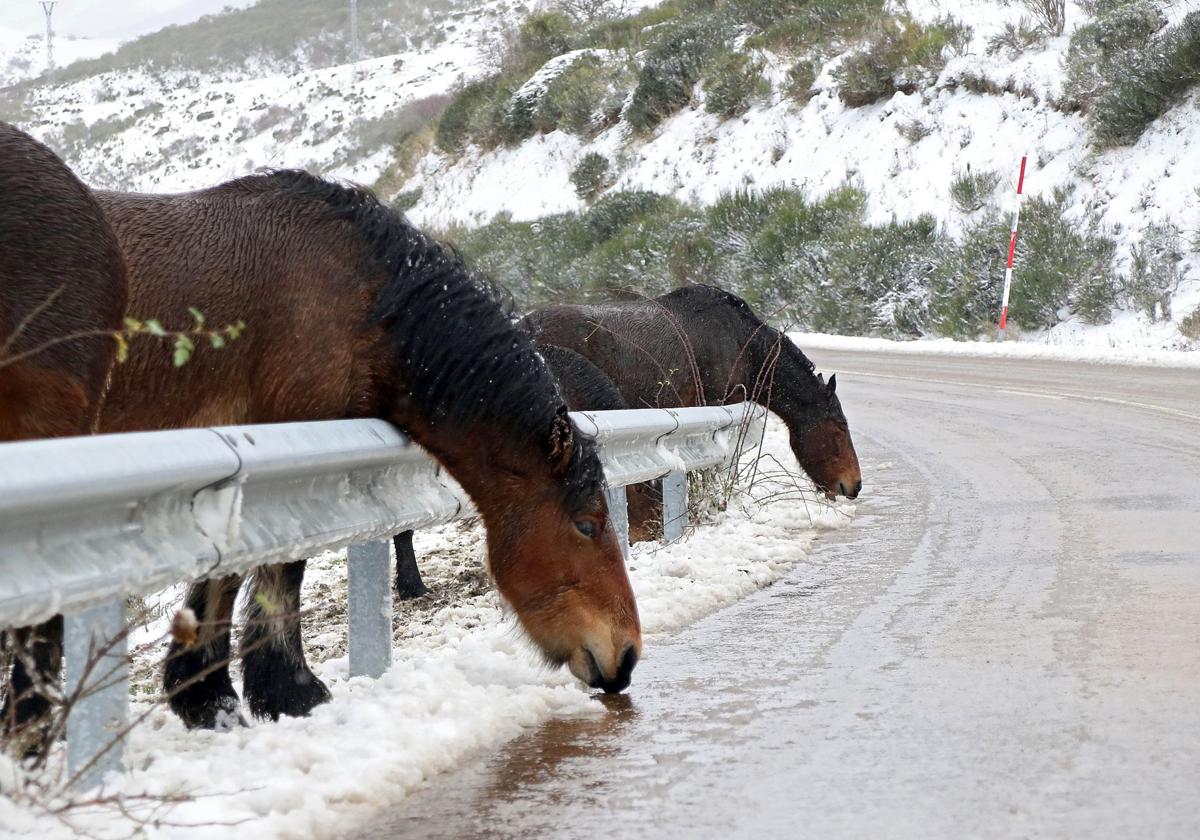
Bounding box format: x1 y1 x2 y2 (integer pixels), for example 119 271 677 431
85 171 642 729
393 343 631 598
523 284 862 501
1 122 128 747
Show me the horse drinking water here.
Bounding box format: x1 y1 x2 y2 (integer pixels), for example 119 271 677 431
524 285 862 501
12 169 642 739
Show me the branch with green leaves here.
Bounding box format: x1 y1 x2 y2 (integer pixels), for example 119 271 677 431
119 308 246 367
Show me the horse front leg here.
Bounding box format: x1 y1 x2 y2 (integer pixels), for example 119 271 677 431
2 616 64 756
240 560 331 721
393 531 429 599
164 575 246 730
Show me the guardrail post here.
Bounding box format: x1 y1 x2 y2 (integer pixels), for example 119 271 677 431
348 540 393 678
662 469 688 543
606 485 630 564
65 599 128 790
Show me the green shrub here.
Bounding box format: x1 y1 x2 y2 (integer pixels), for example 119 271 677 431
1021 0 1067 37
1088 12 1200 148
625 17 722 132
986 18 1046 59
435 76 502 153
703 51 769 118
833 16 967 107
928 211 1008 337
390 188 423 213
784 60 819 103
535 54 636 136
1126 222 1186 320
1062 1 1165 107
949 168 1000 214
509 11 576 74
1179 308 1200 341
570 152 612 200
895 117 932 142
743 0 885 53
1070 243 1120 325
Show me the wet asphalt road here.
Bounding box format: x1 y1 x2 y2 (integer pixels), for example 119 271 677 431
355 349 1200 839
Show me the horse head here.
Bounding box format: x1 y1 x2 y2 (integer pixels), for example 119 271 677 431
789 373 862 500
464 406 641 693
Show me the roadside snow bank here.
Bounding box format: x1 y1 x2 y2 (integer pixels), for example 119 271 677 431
792 331 1200 368
0 416 850 839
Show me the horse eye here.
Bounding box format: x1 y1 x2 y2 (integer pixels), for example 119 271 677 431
574 519 597 539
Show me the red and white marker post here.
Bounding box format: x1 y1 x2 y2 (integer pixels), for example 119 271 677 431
997 153 1028 340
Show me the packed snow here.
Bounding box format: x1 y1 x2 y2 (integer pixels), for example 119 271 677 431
0 416 852 839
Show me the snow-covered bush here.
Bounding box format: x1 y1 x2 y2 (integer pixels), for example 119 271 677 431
784 60 820 103
703 51 770 118
1089 11 1200 148
1062 0 1164 108
1126 222 1186 321
536 54 635 136
1179 308 1200 342
435 76 504 153
949 168 1000 214
570 152 612 200
626 17 722 132
833 16 969 107
986 18 1047 59
741 0 884 54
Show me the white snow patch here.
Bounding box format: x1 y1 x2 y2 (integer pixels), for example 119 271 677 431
792 331 1200 368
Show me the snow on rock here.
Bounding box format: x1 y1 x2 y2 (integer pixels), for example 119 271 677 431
0 416 851 838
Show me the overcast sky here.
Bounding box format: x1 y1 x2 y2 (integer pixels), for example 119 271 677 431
0 1 255 41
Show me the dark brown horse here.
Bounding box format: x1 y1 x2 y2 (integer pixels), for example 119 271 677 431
81 170 641 730
524 284 862 500
1 122 127 748
393 343 630 597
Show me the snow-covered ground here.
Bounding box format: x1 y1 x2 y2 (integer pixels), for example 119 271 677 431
792 331 1200 369
0 416 852 839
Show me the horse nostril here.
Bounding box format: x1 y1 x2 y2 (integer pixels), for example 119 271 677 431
585 644 637 695
617 643 638 682
853 479 863 497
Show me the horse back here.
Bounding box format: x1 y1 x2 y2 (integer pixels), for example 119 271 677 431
94 185 391 432
0 122 127 440
524 297 751 409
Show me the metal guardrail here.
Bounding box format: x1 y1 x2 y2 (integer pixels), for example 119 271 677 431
0 403 765 789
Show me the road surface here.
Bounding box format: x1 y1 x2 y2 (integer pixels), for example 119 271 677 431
356 349 1200 839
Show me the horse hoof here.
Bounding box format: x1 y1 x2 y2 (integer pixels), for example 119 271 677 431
394 580 430 600
170 690 247 731
243 664 332 722
2 694 55 757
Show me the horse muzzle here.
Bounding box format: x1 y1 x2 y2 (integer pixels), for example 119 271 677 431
570 642 639 694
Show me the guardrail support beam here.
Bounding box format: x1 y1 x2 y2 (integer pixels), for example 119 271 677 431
348 540 393 679
606 485 630 564
662 470 688 543
65 598 128 790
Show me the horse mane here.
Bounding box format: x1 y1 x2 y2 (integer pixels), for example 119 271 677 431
659 283 818 378
230 169 603 512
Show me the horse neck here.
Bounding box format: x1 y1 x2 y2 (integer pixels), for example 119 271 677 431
393 406 554 522
745 331 825 434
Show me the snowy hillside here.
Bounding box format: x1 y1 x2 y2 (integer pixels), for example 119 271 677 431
397 0 1200 350
0 0 508 193
0 26 120 88
3 0 1199 349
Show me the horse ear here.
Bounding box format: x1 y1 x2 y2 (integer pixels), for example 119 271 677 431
816 372 825 386
827 373 837 395
548 405 575 475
